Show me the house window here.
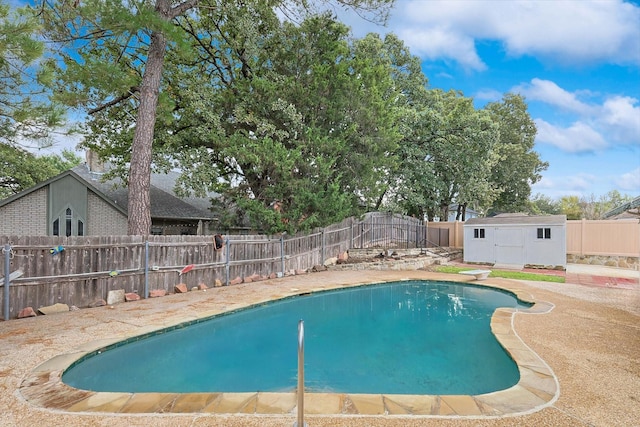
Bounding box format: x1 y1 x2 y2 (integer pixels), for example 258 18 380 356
51 205 86 237
65 208 72 237
474 228 485 239
537 228 551 239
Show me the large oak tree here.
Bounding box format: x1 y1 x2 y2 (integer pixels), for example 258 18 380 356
38 0 394 235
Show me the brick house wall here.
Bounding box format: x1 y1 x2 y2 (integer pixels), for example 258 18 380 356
0 187 48 235
87 191 128 235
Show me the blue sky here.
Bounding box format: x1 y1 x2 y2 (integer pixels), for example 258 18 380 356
31 0 640 201
339 0 640 200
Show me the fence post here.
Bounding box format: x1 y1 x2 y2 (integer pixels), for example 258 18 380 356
144 241 149 299
3 244 10 321
406 219 410 249
225 236 230 286
281 235 285 276
321 230 325 265
350 219 354 250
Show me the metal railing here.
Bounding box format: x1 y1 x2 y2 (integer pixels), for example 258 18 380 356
295 319 307 427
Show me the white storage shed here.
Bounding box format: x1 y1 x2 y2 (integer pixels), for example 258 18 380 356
463 214 567 269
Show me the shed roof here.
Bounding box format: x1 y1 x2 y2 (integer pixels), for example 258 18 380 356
465 214 566 226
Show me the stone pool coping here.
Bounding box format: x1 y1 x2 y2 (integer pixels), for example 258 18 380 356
18 275 558 419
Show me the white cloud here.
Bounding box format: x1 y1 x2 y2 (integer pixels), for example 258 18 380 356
474 89 503 102
616 167 640 192
23 125 85 157
566 173 597 192
535 119 607 152
397 27 486 71
392 0 640 67
518 80 639 153
531 176 555 190
514 79 595 115
600 96 640 143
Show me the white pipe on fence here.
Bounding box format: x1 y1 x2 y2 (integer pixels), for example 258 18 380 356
144 241 149 299
280 235 285 276
3 244 10 321
225 236 230 286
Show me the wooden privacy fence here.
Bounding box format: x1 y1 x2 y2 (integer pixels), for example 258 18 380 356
1 213 447 320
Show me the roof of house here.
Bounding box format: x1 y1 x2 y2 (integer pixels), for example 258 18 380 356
465 214 566 226
0 163 218 221
602 196 640 220
447 203 480 214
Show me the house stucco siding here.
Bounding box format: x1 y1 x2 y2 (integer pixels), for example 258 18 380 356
0 187 48 235
87 191 128 235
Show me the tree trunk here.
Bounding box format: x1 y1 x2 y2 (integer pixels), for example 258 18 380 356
127 1 171 236
440 204 449 222
127 29 166 235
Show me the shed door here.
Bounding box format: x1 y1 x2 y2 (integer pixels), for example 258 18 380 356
494 228 524 265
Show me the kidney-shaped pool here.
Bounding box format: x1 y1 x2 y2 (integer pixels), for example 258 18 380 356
62 280 532 396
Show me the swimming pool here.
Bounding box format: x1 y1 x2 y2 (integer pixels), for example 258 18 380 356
62 280 531 396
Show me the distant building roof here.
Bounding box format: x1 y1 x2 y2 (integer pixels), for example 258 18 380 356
0 162 218 222
72 164 217 221
603 196 640 220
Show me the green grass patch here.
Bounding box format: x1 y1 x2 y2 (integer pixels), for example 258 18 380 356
434 265 565 283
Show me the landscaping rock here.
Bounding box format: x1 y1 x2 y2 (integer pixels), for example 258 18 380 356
125 292 140 302
174 283 188 293
106 289 125 305
229 276 242 285
18 307 36 318
197 283 209 290
214 279 223 287
149 289 167 298
312 264 327 272
323 256 338 266
37 303 69 315
89 299 107 308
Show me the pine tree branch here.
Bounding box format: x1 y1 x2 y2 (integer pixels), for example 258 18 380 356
87 87 138 115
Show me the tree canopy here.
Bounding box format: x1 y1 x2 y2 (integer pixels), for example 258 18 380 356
39 0 395 235
0 2 63 147
0 2 76 200
391 89 499 221
27 0 558 233
485 93 548 215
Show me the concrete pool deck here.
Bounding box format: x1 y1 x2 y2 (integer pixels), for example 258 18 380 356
1 267 638 426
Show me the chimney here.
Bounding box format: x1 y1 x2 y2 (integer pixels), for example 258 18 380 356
86 150 105 173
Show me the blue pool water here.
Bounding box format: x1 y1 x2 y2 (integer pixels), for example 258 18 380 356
63 281 531 395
